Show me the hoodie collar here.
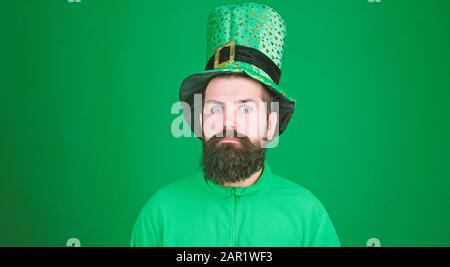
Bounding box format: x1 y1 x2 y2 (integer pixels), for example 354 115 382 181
198 161 273 197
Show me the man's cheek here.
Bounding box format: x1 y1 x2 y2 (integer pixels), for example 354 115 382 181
203 115 223 137
238 114 260 139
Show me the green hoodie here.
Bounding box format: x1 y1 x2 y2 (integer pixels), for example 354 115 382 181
131 162 340 247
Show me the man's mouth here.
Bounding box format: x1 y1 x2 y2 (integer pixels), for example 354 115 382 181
219 137 240 143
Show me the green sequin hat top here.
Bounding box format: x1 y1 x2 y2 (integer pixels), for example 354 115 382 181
179 2 296 136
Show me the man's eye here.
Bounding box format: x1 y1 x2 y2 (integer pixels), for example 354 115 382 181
210 106 222 114
240 105 253 113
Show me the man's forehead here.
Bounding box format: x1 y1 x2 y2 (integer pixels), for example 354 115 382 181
204 82 266 102
206 75 263 91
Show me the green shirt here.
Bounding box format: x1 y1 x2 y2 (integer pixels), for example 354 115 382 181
131 162 340 247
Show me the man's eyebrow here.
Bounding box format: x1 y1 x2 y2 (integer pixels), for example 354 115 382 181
205 99 257 104
205 100 223 105
235 99 257 104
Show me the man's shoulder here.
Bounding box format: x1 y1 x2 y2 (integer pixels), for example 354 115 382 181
271 173 315 197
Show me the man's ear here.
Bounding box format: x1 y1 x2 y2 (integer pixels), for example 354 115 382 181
266 112 278 141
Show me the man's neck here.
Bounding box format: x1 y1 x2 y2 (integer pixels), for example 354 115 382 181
223 166 264 188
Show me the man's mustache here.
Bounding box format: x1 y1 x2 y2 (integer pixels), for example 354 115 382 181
210 129 248 140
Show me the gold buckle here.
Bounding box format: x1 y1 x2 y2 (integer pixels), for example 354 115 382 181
214 40 236 69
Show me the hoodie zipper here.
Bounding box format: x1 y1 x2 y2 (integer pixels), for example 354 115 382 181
231 188 238 247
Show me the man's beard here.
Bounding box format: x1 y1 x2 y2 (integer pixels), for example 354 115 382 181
201 129 266 186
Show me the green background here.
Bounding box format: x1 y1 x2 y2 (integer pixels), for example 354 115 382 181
1 0 449 246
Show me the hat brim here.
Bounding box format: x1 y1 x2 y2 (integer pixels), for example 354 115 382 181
179 61 296 137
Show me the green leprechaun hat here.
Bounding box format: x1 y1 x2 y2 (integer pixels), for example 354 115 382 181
179 2 296 137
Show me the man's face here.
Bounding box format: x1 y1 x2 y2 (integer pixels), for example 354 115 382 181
201 75 276 145
200 75 278 185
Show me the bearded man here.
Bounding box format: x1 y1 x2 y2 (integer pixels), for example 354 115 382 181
131 2 340 247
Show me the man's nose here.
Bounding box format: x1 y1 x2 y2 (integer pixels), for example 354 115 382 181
223 104 237 129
